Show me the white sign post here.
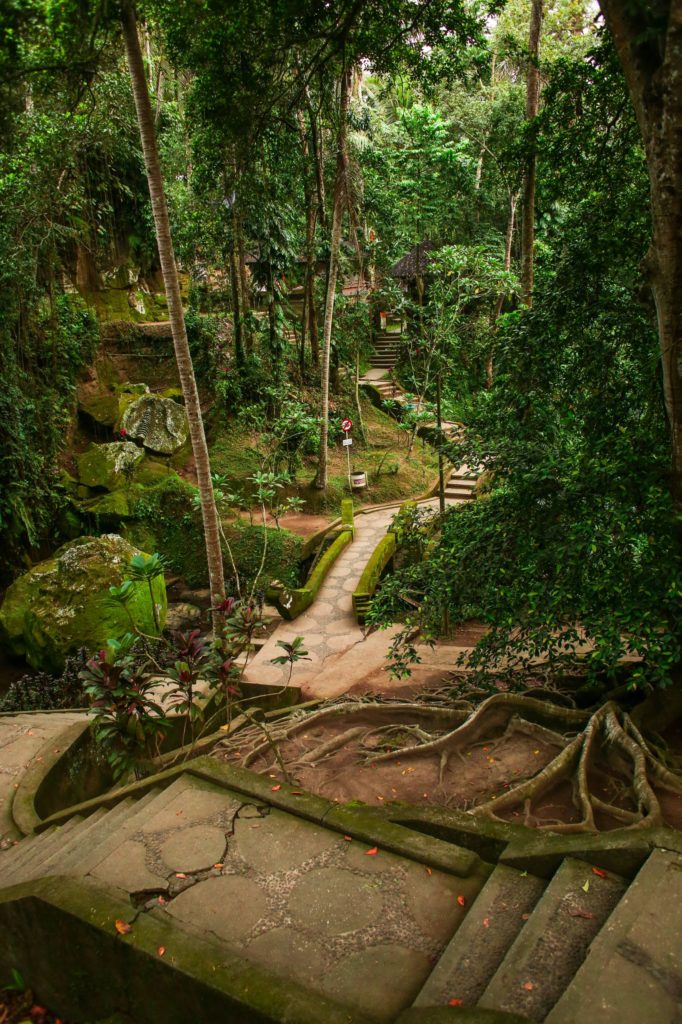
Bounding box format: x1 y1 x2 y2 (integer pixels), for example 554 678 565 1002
341 418 353 489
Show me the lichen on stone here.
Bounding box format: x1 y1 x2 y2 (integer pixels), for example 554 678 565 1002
76 442 145 491
119 393 189 455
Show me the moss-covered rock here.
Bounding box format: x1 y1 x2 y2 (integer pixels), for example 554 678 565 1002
78 391 120 427
119 393 189 455
76 442 144 491
79 489 137 519
0 534 166 671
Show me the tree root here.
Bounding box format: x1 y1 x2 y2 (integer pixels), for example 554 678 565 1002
470 701 682 832
216 692 682 834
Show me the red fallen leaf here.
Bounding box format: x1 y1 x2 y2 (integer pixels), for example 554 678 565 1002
343 835 353 841
157 946 166 956
569 909 595 920
115 919 132 935
483 917 490 928
175 872 187 879
425 867 433 876
521 912 530 920
31 1007 47 1016
271 784 281 791
457 895 466 907
592 867 608 878
366 847 378 856
448 998 463 1006
157 896 167 905
290 790 304 795
213 863 224 869
522 982 535 991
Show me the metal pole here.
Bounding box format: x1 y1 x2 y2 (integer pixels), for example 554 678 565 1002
345 430 352 489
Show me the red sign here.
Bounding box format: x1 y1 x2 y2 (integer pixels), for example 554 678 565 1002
341 418 353 432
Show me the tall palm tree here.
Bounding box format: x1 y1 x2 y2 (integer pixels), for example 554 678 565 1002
316 67 351 489
120 3 226 616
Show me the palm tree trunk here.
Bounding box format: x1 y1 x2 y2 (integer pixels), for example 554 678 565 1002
520 0 544 307
120 2 226 616
315 68 350 490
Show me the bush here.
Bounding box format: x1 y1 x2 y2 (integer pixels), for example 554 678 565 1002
0 649 89 712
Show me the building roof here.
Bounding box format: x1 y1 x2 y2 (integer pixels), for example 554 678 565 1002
389 240 438 280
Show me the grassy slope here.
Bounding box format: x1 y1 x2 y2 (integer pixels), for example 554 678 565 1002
209 395 439 515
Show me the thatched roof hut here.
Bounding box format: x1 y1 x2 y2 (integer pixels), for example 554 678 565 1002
389 239 438 281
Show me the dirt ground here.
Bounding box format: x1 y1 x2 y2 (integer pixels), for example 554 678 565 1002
216 687 682 834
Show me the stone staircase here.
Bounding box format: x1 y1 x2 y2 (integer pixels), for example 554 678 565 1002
444 463 478 503
370 331 402 370
2 759 682 1023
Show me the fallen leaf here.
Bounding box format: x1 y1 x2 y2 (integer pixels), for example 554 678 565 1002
457 895 466 907
157 946 166 956
213 863 224 869
175 872 187 879
423 793 429 799
115 919 132 935
343 835 353 841
483 917 490 928
31 1006 46 1016
377 795 385 801
271 784 281 791
448 998 463 1006
366 847 378 856
521 913 530 921
290 790 303 795
522 982 535 992
157 896 167 905
569 909 595 920
582 880 590 892
425 867 433 876
592 867 607 878
533 749 540 755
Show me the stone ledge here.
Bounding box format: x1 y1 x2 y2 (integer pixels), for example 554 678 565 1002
0 875 371 1024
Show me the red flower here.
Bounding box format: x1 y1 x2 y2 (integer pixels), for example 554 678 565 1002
119 427 128 438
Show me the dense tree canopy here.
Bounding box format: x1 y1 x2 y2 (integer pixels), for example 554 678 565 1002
1 0 680 694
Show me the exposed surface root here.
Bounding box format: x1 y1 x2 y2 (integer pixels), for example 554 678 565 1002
215 692 682 834
468 701 682 832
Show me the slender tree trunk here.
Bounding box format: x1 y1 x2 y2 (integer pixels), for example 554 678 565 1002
487 190 519 385
297 107 319 371
308 277 320 367
315 69 350 489
308 99 327 230
121 3 226 615
598 1 682 522
235 209 253 355
520 0 544 306
229 236 244 366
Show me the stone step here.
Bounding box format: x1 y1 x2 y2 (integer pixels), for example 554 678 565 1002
2 816 87 886
479 856 627 1022
73 779 194 876
447 478 476 489
0 815 83 882
414 864 547 1009
5 800 137 887
546 849 682 1024
36 805 111 875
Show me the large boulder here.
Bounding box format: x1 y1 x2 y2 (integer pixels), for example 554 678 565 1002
76 442 144 490
0 535 166 672
119 393 189 455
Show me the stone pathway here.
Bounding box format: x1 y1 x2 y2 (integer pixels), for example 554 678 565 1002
0 711 85 844
243 503 427 700
0 766 488 1023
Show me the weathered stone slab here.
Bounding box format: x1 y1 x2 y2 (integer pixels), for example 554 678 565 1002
546 849 682 1024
